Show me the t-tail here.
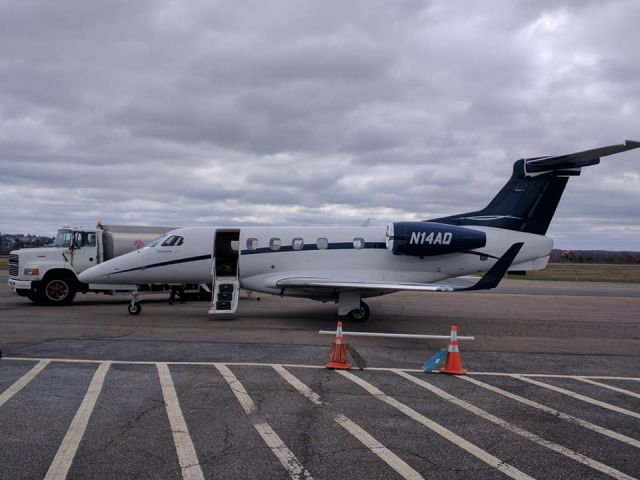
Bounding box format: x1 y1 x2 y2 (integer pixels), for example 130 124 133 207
431 140 640 234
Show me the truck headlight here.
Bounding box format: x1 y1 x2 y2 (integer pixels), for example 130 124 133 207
24 268 40 276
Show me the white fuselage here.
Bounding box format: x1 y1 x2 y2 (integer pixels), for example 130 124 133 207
78 224 552 300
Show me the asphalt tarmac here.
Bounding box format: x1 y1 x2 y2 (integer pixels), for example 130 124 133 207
1 274 639 479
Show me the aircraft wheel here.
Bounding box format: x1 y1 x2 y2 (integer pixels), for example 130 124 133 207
128 301 142 315
348 302 370 322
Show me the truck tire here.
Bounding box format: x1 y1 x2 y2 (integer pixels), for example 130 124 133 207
37 274 77 306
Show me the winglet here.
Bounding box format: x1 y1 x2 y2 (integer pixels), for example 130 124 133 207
465 242 524 291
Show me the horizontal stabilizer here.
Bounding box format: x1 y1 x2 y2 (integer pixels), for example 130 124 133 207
525 140 640 173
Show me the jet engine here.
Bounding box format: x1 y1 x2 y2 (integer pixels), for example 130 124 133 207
386 222 486 256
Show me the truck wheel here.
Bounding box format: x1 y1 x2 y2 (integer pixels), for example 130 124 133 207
128 301 142 315
38 275 77 306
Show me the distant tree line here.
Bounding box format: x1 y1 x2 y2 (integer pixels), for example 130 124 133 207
550 249 640 265
0 233 54 255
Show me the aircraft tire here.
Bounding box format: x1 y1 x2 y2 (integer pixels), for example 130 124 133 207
128 301 142 315
348 302 370 322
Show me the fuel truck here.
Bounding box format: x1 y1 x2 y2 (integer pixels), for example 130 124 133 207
7 223 176 306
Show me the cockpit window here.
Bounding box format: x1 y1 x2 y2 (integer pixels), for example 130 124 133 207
161 235 183 247
145 236 166 248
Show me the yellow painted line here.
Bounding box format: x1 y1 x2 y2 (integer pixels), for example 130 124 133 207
215 364 313 480
460 375 640 450
574 377 640 400
44 362 111 480
339 370 534 480
157 363 204 480
516 376 640 419
273 366 424 480
0 360 49 407
395 370 636 480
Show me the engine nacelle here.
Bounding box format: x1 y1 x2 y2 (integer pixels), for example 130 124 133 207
386 222 486 256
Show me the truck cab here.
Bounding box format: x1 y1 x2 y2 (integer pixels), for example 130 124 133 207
8 223 175 305
8 227 102 305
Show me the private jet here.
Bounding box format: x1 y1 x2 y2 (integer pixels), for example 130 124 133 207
79 140 639 319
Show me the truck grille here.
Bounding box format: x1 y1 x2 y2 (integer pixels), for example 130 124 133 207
8 254 19 276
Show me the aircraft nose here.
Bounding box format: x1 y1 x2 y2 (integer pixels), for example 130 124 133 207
78 263 110 284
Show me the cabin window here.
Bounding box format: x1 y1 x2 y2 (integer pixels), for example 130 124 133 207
353 237 365 249
246 238 258 250
480 254 488 261
269 238 281 251
316 237 328 250
162 235 183 247
292 237 304 250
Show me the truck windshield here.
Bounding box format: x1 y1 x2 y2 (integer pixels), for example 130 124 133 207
54 230 73 247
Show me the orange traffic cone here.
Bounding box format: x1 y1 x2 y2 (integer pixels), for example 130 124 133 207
325 320 351 370
440 325 467 375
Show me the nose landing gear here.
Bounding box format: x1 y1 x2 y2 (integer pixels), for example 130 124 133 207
128 291 142 315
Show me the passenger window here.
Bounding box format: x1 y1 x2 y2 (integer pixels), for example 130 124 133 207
353 237 365 249
246 238 258 250
270 238 281 251
316 237 328 250
292 238 304 250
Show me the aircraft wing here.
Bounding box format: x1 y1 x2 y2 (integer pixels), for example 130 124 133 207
275 242 523 293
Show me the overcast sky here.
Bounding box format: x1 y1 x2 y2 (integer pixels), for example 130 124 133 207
1 0 638 250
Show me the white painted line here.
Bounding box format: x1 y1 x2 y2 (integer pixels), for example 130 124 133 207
470 371 640 381
0 357 638 379
335 413 425 480
215 364 313 480
273 366 424 480
272 365 323 405
516 376 640 419
0 360 49 408
574 377 640 400
44 362 111 480
460 375 640 450
157 363 205 480
338 370 534 480
395 370 636 480
2 358 640 381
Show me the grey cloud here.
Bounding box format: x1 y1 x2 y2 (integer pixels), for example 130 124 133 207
0 0 639 250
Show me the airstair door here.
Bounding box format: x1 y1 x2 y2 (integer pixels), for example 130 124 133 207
209 229 240 315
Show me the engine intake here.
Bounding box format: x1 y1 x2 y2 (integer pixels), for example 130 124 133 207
386 222 486 256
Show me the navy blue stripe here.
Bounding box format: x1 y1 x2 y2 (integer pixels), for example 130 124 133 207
110 254 212 275
241 241 387 255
